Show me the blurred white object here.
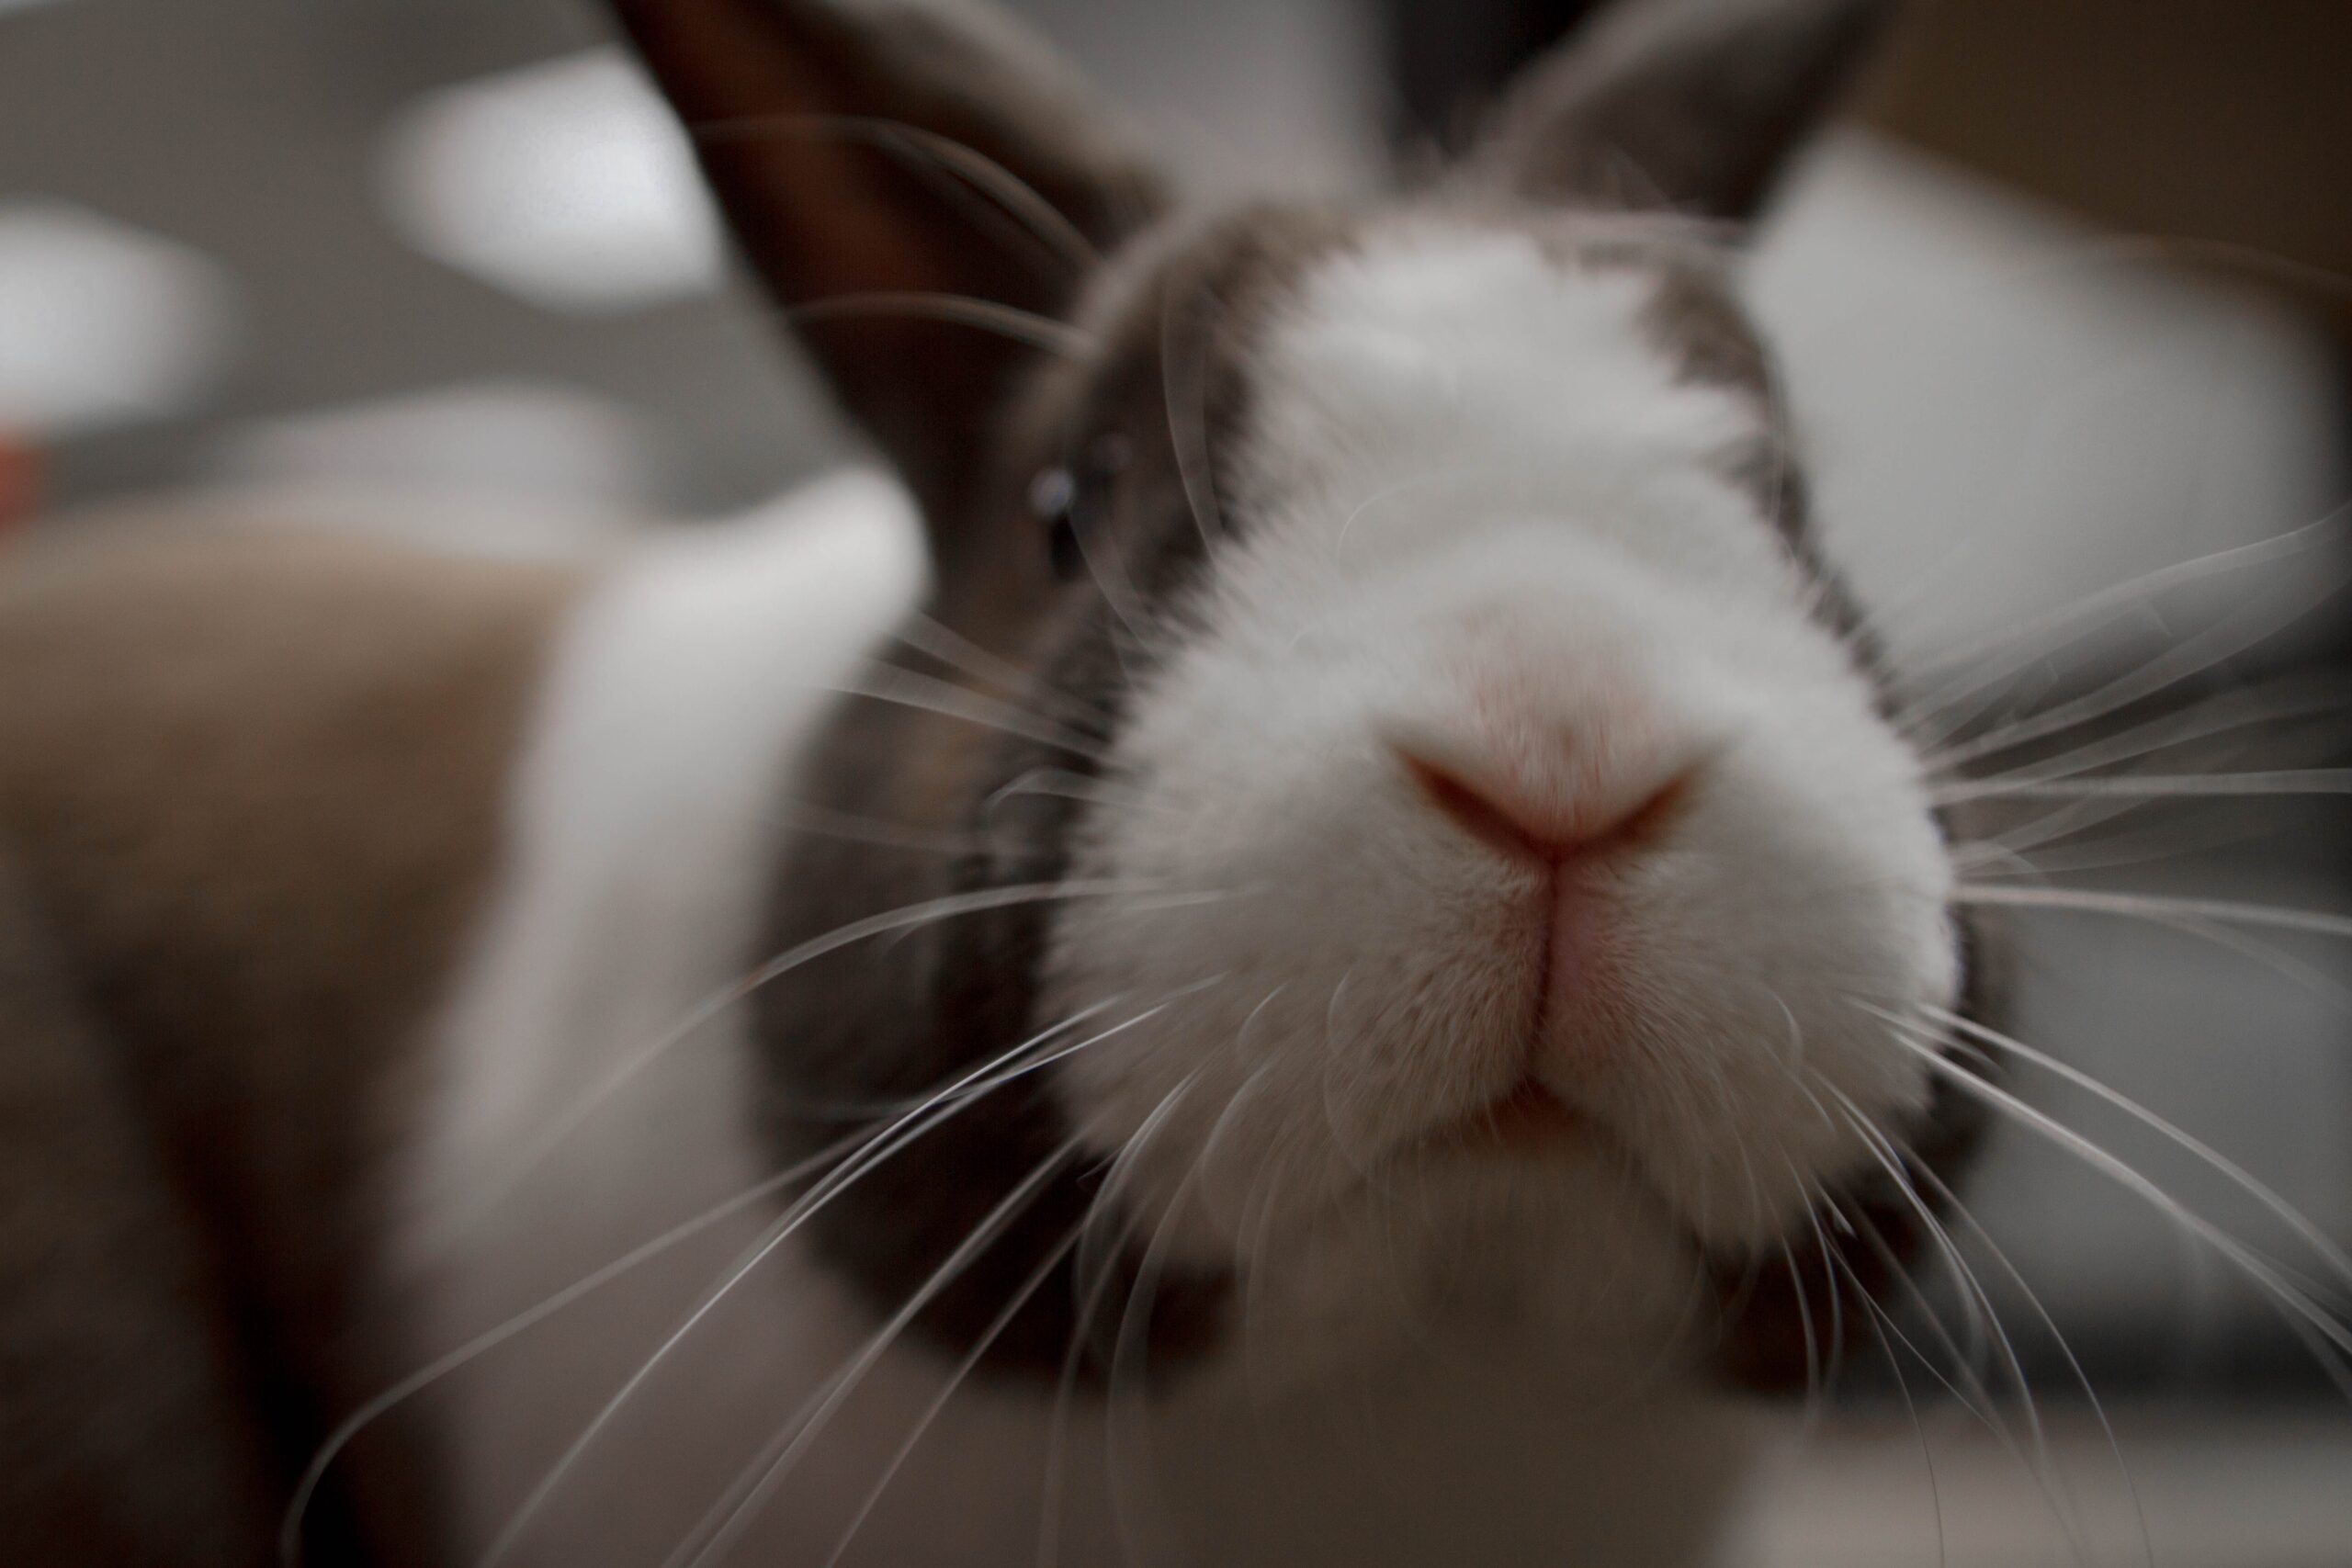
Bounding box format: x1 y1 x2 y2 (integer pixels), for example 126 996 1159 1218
1754 136 2352 1348
215 378 662 507
1753 133 2349 670
200 378 665 557
380 49 724 315
0 200 238 436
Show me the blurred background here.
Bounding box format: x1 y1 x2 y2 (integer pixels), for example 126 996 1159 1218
2 0 2348 1562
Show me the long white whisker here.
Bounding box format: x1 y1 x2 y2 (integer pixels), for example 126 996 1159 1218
456 883 1170 1232
1900 508 2345 730
1923 542 2349 771
1936 671 2352 789
833 661 1112 761
889 614 1113 728
1816 1091 2024 1442
1952 882 2352 942
1913 1003 2352 1292
778 292 1092 357
1953 812 2275 879
1935 768 2352 804
474 999 1179 1567
1864 1017 2352 1370
1038 1067 1204 1568
1161 268 1225 557
819 1220 1091 1568
1823 1242 1950 1568
686 113 1099 276
677 1139 1086 1568
1775 1235 1826 1431
1102 1070 1211 1568
1818 1101 2104 1563
1905 1155 2156 1568
277 1132 865 1567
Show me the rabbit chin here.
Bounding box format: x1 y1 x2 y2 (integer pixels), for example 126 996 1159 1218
1036 220 1957 1363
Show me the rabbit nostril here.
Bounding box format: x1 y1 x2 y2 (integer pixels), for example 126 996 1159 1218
1396 748 1692 866
1400 753 1551 863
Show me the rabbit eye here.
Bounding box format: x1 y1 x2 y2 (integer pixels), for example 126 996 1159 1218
1030 434 1131 582
1027 466 1083 579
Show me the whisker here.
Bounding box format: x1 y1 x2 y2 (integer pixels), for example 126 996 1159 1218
1776 1235 1826 1432
1953 813 2278 879
1905 1156 2157 1568
1099 1070 1212 1568
831 661 1111 761
1161 267 1226 557
704 114 1094 277
1816 1093 2022 1440
675 1139 1086 1568
686 112 1099 276
1898 510 2346 733
820 1219 1091 1568
1038 1066 1206 1568
472 998 1182 1567
986 766 1158 821
776 293 1093 357
1864 1015 2352 1372
889 614 1114 728
1937 671 2352 788
1912 1003 2352 1292
277 1131 867 1567
1934 767 2352 805
2099 912 2352 1015
1951 882 2352 942
1833 1193 2000 1427
455 882 1164 1232
1817 1102 2106 1562
1800 1191 1850 1400
1922 541 2350 771
1823 1242 1951 1568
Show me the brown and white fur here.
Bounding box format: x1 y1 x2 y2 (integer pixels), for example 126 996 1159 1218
0 1 1998 1563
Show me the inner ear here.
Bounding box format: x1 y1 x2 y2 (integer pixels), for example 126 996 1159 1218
1463 0 1896 225
606 0 1170 558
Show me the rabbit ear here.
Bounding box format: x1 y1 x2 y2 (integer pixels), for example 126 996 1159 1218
606 0 1166 552
1464 0 1894 225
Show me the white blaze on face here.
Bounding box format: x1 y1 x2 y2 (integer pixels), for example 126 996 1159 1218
1046 220 1957 1339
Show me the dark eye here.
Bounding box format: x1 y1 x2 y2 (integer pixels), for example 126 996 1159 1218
1028 465 1084 580
1029 433 1131 582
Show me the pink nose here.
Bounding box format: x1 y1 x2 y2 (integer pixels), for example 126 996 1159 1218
1396 748 1691 866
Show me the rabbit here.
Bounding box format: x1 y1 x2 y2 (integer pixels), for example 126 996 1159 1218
0 0 2006 1562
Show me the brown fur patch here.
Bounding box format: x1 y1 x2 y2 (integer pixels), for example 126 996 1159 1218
610 0 1166 557
0 855 278 1565
0 523 580 1562
747 208 1353 1381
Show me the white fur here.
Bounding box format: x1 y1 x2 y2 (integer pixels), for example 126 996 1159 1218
1049 221 1957 1406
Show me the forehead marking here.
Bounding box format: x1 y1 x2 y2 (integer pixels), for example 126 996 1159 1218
1258 225 1761 484
1237 222 1780 590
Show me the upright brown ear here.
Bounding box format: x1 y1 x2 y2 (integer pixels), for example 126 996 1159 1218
1466 0 1895 224
605 0 1167 555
